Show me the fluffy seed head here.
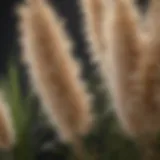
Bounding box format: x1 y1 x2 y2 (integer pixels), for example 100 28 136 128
17 0 93 143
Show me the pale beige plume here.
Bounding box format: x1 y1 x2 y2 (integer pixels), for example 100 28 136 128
132 0 160 137
17 0 92 143
103 0 150 137
103 0 160 139
80 0 106 63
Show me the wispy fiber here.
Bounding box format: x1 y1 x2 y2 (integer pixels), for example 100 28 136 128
0 91 15 149
17 0 92 143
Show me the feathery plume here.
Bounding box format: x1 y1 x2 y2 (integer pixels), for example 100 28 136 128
80 0 112 94
102 2 160 159
0 91 15 149
80 0 106 63
17 0 92 143
104 0 148 137
134 0 160 137
104 0 160 139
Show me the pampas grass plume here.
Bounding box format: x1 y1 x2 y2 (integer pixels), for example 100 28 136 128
80 0 106 63
102 0 160 140
17 0 93 143
103 0 149 137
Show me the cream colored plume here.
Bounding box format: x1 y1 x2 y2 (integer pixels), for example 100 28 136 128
103 0 143 136
80 0 106 63
80 0 113 93
0 91 15 149
17 0 92 143
103 0 160 138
